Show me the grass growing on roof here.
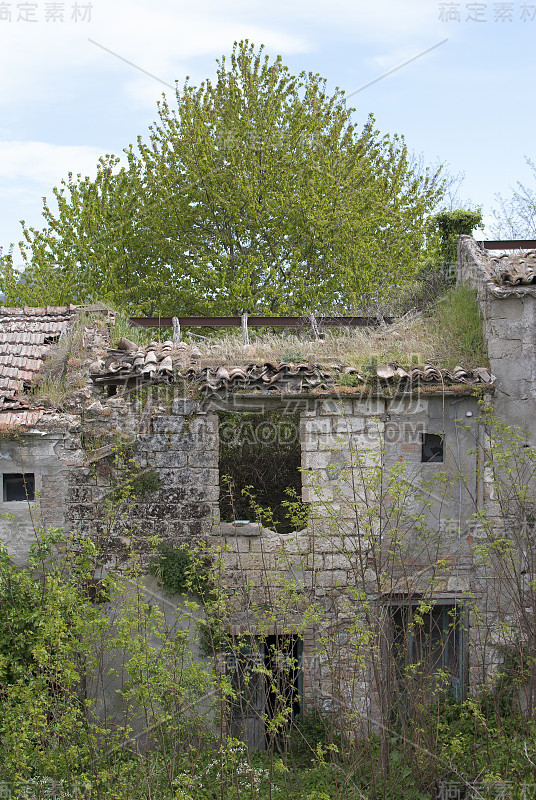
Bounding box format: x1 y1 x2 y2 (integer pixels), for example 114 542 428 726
429 285 488 369
112 312 155 347
105 286 489 373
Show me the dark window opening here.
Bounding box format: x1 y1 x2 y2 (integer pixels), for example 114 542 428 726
390 603 463 703
227 634 302 751
43 333 61 345
107 385 117 397
219 409 306 533
422 433 444 463
3 473 35 502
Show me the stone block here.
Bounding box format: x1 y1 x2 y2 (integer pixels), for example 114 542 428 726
216 521 262 537
68 503 94 520
178 501 212 520
319 399 353 415
68 469 96 486
67 486 92 503
229 552 265 571
278 534 308 555
323 553 354 571
188 449 218 469
315 570 348 587
301 480 334 504
388 396 428 415
171 399 199 415
136 434 170 452
488 338 523 359
221 535 251 553
303 417 332 435
142 502 170 520
152 416 185 435
302 450 332 470
314 433 349 453
331 416 367 435
353 398 385 416
188 415 218 436
307 535 341 554
165 433 200 450
154 451 188 468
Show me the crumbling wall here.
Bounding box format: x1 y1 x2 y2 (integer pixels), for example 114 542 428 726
458 234 536 439
0 380 498 731
210 392 487 722
65 395 219 563
0 414 82 565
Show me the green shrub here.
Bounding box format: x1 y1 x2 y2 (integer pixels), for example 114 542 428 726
149 543 213 598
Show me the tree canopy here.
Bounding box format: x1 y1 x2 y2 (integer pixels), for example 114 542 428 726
1 42 446 315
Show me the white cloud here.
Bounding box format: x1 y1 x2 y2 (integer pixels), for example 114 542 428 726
0 141 104 184
0 0 441 113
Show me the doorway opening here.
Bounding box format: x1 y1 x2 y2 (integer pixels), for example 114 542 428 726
227 634 302 751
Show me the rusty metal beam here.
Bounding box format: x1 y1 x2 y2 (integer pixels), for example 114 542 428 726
129 315 393 328
479 240 536 250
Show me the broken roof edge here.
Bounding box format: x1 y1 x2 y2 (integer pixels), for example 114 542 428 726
458 235 536 297
90 363 495 396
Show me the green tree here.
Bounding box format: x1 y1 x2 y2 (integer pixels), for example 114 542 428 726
434 209 483 264
492 156 536 239
2 42 445 315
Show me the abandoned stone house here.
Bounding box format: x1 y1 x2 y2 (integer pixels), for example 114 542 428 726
0 237 533 747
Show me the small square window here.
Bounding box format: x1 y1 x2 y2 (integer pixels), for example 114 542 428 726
3 473 35 502
421 433 444 463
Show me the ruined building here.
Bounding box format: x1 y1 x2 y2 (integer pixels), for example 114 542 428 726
0 241 532 747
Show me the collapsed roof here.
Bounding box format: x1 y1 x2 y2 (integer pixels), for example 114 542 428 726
0 306 76 423
90 337 494 394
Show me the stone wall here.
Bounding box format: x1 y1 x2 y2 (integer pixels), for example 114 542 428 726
209 391 487 721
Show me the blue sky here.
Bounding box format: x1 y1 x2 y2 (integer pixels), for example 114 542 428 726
0 0 534 262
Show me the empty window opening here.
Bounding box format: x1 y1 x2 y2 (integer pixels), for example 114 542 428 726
422 433 444 463
3 473 35 502
219 409 306 533
107 385 117 397
227 634 302 751
390 602 463 702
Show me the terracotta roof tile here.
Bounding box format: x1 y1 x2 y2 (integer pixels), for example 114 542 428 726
0 409 46 426
0 306 75 401
90 342 494 394
488 251 536 286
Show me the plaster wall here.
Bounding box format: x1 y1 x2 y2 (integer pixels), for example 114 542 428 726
0 415 82 565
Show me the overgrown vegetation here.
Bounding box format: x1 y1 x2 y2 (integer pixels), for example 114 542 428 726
3 407 534 799
177 284 488 372
149 542 214 599
434 209 484 265
429 284 488 368
0 41 447 316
